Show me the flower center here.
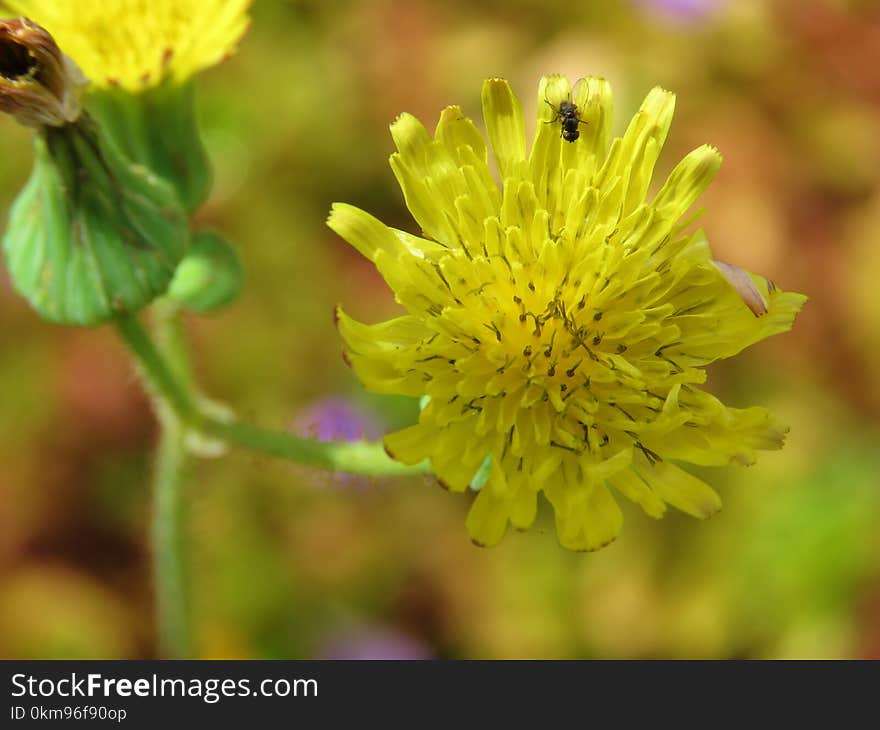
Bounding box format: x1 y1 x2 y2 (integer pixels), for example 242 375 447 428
448 248 631 392
412 237 683 461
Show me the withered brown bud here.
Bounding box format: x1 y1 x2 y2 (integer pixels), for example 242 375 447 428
0 17 87 127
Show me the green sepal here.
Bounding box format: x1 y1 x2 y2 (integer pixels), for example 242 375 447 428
87 81 211 214
166 230 243 314
2 117 189 327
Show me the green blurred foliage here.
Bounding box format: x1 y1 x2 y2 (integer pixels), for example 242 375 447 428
1 0 879 659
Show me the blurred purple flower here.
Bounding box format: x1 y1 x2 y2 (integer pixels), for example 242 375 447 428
635 0 725 23
291 398 382 443
319 626 432 660
290 398 384 489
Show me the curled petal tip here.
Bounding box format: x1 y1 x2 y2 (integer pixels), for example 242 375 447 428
712 260 769 317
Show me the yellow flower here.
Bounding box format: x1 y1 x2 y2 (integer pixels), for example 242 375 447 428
329 76 806 551
1 0 250 90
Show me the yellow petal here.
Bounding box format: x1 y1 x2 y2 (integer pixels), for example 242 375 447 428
481 78 526 181
466 487 511 547
669 265 808 363
435 105 488 165
430 424 491 492
327 203 404 261
653 144 722 224
595 86 675 216
389 112 463 245
548 480 623 552
529 76 614 221
384 423 436 465
642 396 789 467
508 486 538 530
608 469 667 519
634 459 721 519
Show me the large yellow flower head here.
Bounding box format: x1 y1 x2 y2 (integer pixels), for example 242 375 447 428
329 76 806 552
1 0 250 90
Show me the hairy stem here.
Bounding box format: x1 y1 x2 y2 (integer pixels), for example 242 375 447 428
151 408 190 658
117 313 192 656
114 313 430 475
116 309 429 654
115 312 194 419
201 417 427 476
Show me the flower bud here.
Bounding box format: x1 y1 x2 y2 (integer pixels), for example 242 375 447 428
0 16 86 127
88 82 212 213
166 230 243 313
3 116 189 326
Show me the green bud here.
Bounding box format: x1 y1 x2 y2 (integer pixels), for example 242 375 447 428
167 230 242 313
87 81 212 214
3 116 189 326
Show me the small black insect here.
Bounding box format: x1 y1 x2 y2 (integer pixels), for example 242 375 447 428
546 98 587 142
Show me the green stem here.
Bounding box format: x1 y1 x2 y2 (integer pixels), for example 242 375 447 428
152 299 193 388
151 410 190 658
116 309 429 655
115 313 194 420
117 308 195 656
114 312 429 476
201 418 426 476
134 304 192 658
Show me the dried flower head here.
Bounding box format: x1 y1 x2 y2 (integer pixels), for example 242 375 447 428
0 16 85 126
329 76 806 551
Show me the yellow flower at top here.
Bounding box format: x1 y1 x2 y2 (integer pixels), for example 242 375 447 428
329 76 807 552
1 0 251 90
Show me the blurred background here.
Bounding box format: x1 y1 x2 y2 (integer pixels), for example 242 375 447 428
1 0 879 659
